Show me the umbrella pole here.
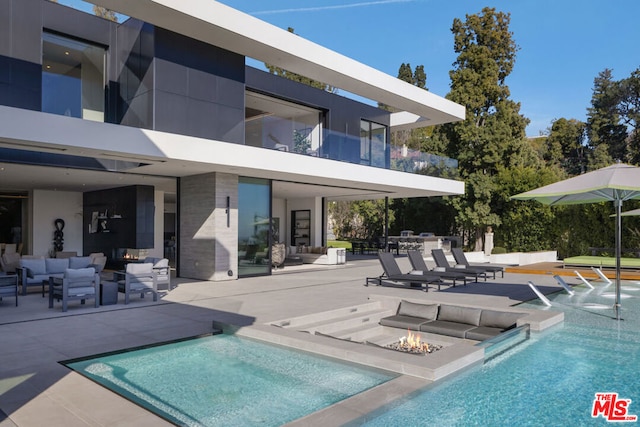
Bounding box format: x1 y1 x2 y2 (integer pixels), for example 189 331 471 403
615 198 622 320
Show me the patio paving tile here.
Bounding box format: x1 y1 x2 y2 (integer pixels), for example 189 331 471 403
0 256 565 426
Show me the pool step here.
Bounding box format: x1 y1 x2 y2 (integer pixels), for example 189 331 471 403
363 333 399 347
330 322 386 341
270 301 385 329
297 307 394 335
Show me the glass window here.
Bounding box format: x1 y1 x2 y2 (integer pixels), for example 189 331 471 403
360 120 387 167
42 32 106 122
245 91 322 155
238 177 271 277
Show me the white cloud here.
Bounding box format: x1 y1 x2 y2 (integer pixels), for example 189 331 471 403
252 0 414 16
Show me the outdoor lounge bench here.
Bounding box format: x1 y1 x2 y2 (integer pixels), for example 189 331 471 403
379 299 526 341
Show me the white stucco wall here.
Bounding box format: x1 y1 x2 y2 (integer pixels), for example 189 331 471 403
272 198 286 244
32 190 83 257
287 197 324 247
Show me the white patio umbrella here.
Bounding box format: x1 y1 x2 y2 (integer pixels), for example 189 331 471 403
511 163 640 320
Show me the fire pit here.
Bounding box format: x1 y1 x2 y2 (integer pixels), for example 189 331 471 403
385 329 443 355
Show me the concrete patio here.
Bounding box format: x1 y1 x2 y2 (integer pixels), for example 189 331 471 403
0 256 568 426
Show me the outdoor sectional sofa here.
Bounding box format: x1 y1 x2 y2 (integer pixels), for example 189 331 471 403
380 299 526 341
17 256 100 295
288 246 346 265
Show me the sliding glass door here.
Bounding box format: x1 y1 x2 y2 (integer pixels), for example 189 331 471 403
237 177 271 277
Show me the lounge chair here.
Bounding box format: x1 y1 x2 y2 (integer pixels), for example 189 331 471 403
431 249 487 282
451 247 504 279
406 250 469 286
366 252 443 291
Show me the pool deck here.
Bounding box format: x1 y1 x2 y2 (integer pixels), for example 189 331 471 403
507 261 640 280
0 255 583 426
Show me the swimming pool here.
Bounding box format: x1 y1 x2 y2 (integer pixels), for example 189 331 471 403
357 279 640 426
66 334 395 426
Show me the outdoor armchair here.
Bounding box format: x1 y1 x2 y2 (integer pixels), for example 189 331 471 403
118 262 158 304
48 267 100 312
143 257 172 290
153 258 171 291
0 274 18 306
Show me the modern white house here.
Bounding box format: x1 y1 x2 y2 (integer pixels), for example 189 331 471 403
0 0 465 280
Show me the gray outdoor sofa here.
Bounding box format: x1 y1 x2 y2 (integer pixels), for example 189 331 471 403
380 299 526 341
17 256 101 295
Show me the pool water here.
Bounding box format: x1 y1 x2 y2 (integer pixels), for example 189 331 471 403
66 334 395 426
358 279 640 426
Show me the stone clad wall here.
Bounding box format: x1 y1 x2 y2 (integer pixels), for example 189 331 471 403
180 172 238 281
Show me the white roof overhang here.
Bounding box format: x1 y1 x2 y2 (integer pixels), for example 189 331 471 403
0 106 464 199
87 0 465 127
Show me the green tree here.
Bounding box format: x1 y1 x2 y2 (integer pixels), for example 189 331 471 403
389 63 432 151
397 63 414 86
587 69 627 163
93 6 118 22
328 200 392 240
265 28 336 93
493 165 560 251
617 68 640 164
432 7 530 250
545 118 587 175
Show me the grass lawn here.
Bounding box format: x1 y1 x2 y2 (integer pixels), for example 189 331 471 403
328 240 352 250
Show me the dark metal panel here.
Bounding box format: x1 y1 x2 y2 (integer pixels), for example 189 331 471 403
154 90 189 135
0 0 11 57
42 0 114 47
155 57 188 96
187 67 217 102
10 0 42 64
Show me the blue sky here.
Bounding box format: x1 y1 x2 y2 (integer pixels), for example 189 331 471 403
67 0 640 137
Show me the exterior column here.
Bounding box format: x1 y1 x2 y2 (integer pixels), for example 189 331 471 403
179 172 238 281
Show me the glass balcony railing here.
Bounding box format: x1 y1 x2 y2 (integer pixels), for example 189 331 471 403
248 127 458 178
319 130 458 178
390 145 459 178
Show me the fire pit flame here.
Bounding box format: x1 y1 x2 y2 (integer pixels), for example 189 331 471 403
385 329 443 355
399 329 429 352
